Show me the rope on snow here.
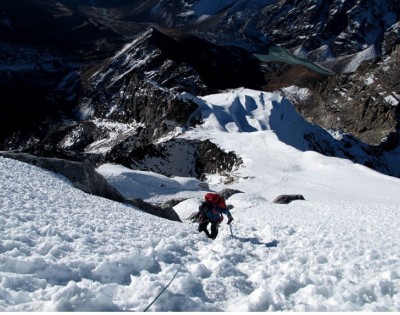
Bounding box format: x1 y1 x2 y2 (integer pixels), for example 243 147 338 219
143 264 183 312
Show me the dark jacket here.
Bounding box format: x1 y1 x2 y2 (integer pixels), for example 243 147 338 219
199 201 232 223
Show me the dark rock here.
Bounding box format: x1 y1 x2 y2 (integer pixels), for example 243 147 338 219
108 138 241 179
273 194 306 204
196 139 242 178
218 189 244 200
258 0 399 60
125 198 181 222
188 211 200 223
0 151 124 202
160 199 187 209
290 50 400 147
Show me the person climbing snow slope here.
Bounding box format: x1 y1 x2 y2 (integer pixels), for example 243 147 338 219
195 193 233 240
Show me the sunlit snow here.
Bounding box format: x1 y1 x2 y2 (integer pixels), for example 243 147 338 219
384 95 399 106
1 88 400 311
342 45 377 73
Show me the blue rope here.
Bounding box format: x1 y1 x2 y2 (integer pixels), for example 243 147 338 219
143 264 183 312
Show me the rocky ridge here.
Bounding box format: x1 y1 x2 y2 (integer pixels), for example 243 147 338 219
258 0 399 59
5 27 249 180
292 46 400 147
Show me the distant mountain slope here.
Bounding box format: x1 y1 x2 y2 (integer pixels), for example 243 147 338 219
258 0 400 59
74 0 400 60
0 0 122 54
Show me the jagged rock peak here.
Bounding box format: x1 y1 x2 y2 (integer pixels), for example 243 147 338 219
101 26 266 92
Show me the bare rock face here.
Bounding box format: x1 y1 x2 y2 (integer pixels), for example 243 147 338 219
218 189 244 200
258 0 400 60
273 195 305 204
106 138 242 180
126 198 182 223
290 48 400 147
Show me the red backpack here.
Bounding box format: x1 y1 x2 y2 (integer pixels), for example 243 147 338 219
204 193 226 208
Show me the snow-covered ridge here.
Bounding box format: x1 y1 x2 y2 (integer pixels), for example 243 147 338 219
184 88 361 154
181 88 400 202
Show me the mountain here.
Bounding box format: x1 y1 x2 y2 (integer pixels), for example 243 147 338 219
1 2 400 311
0 0 399 178
3 27 261 177
71 0 400 59
296 48 400 146
0 0 124 145
259 0 400 58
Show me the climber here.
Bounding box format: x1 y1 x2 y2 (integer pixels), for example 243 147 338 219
193 193 234 240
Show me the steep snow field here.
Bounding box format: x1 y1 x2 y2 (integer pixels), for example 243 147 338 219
1 88 400 311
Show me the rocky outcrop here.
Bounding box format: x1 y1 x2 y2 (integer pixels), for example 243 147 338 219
107 138 241 179
218 189 244 200
126 198 182 222
288 48 400 147
258 0 400 60
273 195 305 204
160 199 188 209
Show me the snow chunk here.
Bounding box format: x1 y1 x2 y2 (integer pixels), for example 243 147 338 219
364 76 375 86
384 95 399 106
343 45 377 73
281 86 311 102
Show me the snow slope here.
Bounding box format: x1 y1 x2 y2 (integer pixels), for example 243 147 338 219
1 88 400 311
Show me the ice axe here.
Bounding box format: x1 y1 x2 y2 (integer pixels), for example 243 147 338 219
229 222 234 239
